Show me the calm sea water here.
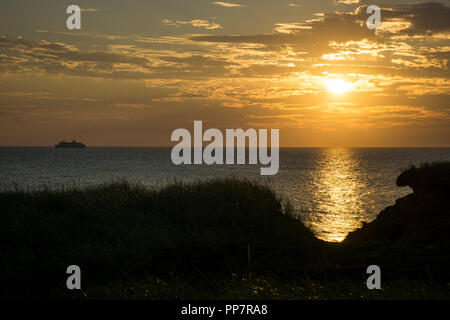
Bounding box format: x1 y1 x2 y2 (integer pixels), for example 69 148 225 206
1 147 449 241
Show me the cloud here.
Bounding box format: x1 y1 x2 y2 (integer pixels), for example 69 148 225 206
380 2 450 36
213 2 245 8
0 36 150 78
34 29 127 41
274 23 312 34
191 10 375 56
162 19 222 30
114 103 152 109
0 3 448 106
192 2 450 46
2 1 449 85
335 0 360 4
0 34 248 80
189 2 449 79
159 54 238 68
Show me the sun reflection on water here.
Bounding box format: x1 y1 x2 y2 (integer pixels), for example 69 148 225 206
306 148 367 242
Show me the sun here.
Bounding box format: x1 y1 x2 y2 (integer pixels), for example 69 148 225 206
325 79 353 94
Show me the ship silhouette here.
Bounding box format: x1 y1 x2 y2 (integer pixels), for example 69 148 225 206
55 139 87 148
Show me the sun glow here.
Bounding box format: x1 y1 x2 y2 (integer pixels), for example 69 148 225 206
325 79 354 94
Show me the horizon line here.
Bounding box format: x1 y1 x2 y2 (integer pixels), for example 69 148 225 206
1 145 450 148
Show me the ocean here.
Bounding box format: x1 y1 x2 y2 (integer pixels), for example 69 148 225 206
1 147 449 242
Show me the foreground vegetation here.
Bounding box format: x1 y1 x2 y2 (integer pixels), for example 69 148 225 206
0 163 449 299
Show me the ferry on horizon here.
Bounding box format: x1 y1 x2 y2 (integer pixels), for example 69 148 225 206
54 139 87 148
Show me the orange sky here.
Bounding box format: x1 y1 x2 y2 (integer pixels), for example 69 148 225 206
0 0 449 146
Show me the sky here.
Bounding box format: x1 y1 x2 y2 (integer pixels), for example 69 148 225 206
0 0 449 147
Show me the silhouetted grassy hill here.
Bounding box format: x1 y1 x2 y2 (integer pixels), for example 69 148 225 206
0 179 320 298
0 163 449 299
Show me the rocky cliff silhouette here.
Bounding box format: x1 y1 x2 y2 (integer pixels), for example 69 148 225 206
345 162 450 244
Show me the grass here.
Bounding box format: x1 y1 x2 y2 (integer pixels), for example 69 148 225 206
0 177 449 299
80 273 449 300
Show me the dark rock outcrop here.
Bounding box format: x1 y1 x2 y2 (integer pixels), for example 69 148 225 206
344 162 450 244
